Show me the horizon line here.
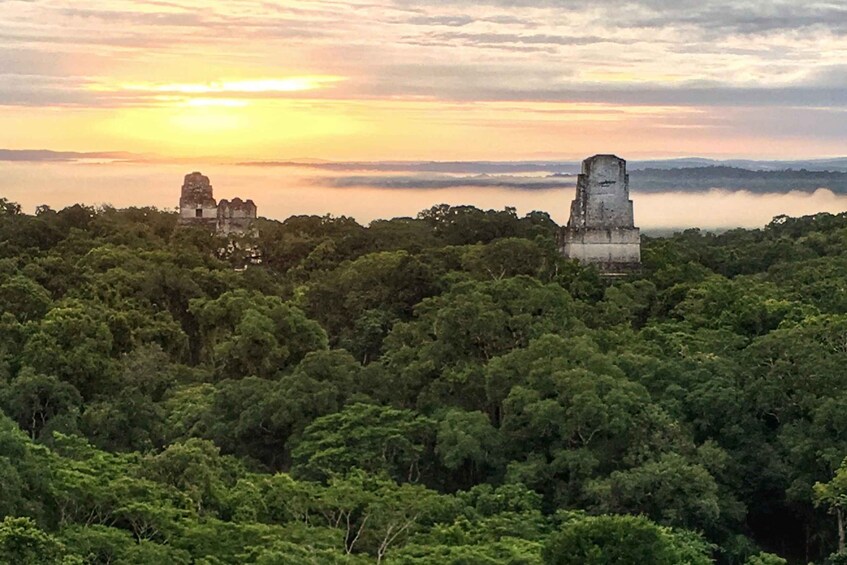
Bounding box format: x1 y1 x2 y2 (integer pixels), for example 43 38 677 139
3 148 847 165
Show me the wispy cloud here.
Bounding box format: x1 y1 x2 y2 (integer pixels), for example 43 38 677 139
2 0 847 157
4 0 846 106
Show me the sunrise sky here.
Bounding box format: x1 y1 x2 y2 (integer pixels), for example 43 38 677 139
2 0 847 160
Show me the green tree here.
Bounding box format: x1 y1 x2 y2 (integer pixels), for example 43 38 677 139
81 345 177 451
21 301 116 400
190 290 327 379
0 275 52 323
292 403 434 482
304 250 436 359
60 524 191 564
315 471 445 562
542 514 712 565
460 238 553 281
436 409 503 488
0 516 70 564
1 367 81 440
586 453 723 532
745 552 787 565
0 412 54 521
143 438 240 516
814 456 847 554
381 277 575 409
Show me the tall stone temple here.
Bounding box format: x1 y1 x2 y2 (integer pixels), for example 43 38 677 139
178 172 257 236
558 155 641 273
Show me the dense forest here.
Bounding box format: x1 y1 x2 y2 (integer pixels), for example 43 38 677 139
2 198 847 564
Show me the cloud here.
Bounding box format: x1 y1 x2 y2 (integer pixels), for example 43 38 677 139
359 62 847 108
628 2 847 35
0 73 347 108
404 30 635 50
405 15 474 27
397 0 847 35
0 149 137 162
2 0 847 153
0 74 103 107
58 7 209 27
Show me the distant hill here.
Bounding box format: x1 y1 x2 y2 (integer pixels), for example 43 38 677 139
629 166 847 193
630 157 847 173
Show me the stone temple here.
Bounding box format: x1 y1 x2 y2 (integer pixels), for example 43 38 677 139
558 155 641 273
178 172 257 236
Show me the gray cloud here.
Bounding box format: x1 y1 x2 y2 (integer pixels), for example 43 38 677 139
59 7 209 27
719 106 847 140
629 2 847 34
406 15 474 26
0 74 103 107
393 0 847 35
408 30 636 49
359 61 847 108
0 149 140 162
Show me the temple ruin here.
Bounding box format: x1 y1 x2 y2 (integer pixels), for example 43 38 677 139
178 172 257 235
558 155 641 273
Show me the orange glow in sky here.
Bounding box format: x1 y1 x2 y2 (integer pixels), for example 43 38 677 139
1 0 846 160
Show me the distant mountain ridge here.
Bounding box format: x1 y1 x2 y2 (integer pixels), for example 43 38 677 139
629 166 847 193
632 158 847 173
4 149 847 173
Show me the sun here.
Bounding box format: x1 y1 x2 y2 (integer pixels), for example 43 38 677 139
82 75 357 156
98 99 361 157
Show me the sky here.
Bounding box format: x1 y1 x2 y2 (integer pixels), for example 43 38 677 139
2 0 847 160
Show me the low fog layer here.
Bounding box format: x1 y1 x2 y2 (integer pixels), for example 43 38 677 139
634 188 847 229
3 161 847 230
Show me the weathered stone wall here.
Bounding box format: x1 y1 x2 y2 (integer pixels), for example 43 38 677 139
217 197 257 235
559 227 641 271
560 155 641 273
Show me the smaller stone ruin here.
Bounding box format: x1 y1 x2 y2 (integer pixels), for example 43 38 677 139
218 198 258 236
178 172 257 236
558 155 641 273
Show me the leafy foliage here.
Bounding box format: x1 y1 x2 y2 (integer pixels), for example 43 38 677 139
4 202 847 562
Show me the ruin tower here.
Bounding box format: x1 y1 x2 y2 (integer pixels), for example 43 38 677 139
178 172 218 228
558 155 641 273
177 172 258 235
